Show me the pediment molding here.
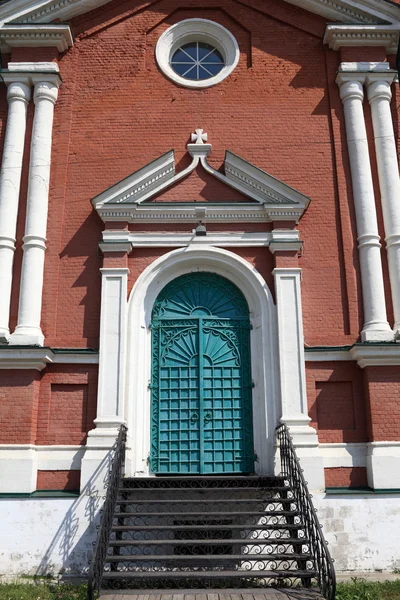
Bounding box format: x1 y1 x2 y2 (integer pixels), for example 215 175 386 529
0 0 399 28
91 130 311 224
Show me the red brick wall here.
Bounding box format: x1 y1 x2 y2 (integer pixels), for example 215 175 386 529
307 361 367 443
0 371 41 444
37 470 81 492
36 365 98 445
0 0 374 348
364 366 400 441
325 467 368 489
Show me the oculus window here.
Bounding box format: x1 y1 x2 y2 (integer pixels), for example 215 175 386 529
156 19 239 88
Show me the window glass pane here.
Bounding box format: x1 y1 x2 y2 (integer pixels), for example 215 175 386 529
170 41 225 81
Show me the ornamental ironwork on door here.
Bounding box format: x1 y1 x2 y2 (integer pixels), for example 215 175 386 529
150 272 254 474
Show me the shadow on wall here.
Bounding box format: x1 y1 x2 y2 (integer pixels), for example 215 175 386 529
35 450 113 577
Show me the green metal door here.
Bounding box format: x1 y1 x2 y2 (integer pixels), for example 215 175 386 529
150 273 254 475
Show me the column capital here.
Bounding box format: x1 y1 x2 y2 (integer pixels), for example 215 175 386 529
33 80 59 105
6 81 31 104
367 78 393 103
337 78 364 102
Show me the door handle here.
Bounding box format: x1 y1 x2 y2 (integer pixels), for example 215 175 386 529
190 413 199 422
204 413 212 422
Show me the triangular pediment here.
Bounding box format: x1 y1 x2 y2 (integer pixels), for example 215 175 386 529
91 129 311 224
0 0 399 26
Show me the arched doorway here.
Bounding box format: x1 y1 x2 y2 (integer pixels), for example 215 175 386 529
149 272 255 475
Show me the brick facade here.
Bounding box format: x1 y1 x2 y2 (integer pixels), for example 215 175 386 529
0 0 399 492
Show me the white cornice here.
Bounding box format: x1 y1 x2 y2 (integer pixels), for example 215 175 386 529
324 24 399 54
349 343 400 366
286 0 400 23
0 0 113 26
305 349 352 361
92 151 175 207
0 24 73 52
100 230 302 249
0 0 399 26
96 203 307 224
0 348 99 369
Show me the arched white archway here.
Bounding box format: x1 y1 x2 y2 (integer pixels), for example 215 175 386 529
124 245 280 477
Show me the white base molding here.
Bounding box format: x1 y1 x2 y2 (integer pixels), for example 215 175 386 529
1 493 400 575
9 327 45 347
0 445 84 493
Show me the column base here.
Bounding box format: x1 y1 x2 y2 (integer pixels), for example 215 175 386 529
9 326 44 346
367 442 400 489
279 415 325 492
361 325 394 342
0 327 10 343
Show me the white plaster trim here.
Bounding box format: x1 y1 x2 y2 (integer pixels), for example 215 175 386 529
100 230 301 249
0 348 98 369
320 443 367 468
305 349 351 361
349 343 400 366
1 0 399 27
0 24 73 52
324 24 399 54
155 19 239 89
122 246 279 478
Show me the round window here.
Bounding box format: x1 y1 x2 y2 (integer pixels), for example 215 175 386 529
156 19 240 89
171 42 225 81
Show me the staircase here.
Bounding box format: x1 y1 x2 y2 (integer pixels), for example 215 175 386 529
88 425 336 600
101 475 316 590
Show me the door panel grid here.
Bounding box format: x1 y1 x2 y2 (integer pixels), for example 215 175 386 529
150 273 254 475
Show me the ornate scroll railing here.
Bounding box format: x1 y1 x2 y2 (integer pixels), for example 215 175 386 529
88 424 127 600
276 423 336 600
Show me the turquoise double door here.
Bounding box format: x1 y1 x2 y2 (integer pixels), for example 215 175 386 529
150 272 255 475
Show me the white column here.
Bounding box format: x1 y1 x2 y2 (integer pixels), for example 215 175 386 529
10 78 60 346
82 266 129 494
367 73 400 336
337 75 393 341
273 268 324 491
0 81 31 342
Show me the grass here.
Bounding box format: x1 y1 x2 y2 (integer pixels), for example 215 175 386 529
336 578 400 600
0 578 400 600
0 581 87 600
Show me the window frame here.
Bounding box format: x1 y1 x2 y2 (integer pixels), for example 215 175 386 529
155 18 240 89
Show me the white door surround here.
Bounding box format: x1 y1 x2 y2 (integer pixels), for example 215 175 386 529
124 246 279 478
83 244 324 492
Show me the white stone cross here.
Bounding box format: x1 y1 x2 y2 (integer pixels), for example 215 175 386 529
191 129 208 144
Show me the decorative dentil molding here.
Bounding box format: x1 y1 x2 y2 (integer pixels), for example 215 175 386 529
0 0 399 26
91 129 310 224
324 24 399 54
0 24 73 52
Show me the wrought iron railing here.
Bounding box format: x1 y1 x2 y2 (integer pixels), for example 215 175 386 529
276 423 336 600
88 424 127 600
